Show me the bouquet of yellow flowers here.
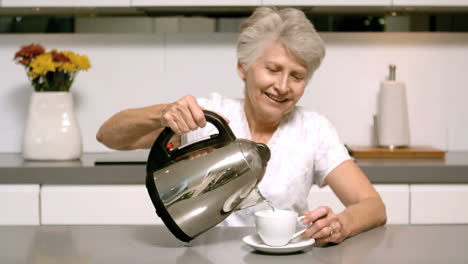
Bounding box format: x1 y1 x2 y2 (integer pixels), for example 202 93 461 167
14 43 91 92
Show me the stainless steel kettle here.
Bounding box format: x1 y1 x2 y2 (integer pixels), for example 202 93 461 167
146 110 270 242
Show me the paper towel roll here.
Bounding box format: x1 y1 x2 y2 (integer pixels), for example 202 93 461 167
377 81 410 148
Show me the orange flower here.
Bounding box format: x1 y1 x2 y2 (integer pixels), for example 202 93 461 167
51 50 71 63
13 43 45 66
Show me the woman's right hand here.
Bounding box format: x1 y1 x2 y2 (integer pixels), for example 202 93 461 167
160 95 207 136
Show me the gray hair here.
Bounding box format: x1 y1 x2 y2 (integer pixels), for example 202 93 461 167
237 7 325 78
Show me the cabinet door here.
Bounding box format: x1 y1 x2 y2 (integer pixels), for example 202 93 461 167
132 0 261 6
1 0 130 7
41 185 161 225
75 17 154 33
0 184 40 225
411 184 468 224
308 184 409 224
393 0 468 6
262 0 391 6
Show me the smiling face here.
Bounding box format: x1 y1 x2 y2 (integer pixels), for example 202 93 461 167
238 40 309 127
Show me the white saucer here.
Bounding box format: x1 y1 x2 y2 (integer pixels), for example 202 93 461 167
242 234 315 254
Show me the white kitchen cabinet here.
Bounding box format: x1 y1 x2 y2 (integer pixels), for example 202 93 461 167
1 0 130 7
375 184 410 224
0 184 40 225
131 0 261 6
411 184 468 224
308 184 410 224
262 0 391 6
41 185 162 225
393 0 468 6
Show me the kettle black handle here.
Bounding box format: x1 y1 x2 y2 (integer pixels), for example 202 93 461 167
146 110 236 174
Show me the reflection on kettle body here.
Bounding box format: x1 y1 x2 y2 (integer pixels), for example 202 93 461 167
222 180 258 213
163 155 247 208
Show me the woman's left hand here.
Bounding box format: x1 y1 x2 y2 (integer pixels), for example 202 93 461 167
301 206 348 244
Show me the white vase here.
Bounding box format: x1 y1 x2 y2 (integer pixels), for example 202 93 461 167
22 92 82 160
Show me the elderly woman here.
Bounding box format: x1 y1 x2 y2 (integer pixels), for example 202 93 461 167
97 7 386 244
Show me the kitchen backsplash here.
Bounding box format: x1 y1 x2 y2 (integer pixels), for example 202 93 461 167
1 32 467 152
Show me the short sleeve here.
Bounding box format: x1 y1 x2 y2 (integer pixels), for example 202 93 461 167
313 116 351 187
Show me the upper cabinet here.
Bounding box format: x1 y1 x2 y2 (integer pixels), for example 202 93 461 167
132 0 261 6
132 0 391 6
393 0 468 6
1 0 130 7
262 0 391 6
2 0 468 8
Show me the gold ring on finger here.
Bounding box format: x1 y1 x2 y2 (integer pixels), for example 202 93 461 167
328 225 334 236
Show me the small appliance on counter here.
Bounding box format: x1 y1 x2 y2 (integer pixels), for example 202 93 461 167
145 110 271 242
377 64 410 149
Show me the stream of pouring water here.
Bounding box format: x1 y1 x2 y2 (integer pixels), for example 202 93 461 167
255 187 275 212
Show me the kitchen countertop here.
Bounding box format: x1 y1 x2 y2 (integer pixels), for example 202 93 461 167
1 225 467 263
1 151 468 184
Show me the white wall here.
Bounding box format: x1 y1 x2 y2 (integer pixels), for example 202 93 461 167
1 32 467 152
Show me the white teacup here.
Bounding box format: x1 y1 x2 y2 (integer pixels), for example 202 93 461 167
254 209 310 247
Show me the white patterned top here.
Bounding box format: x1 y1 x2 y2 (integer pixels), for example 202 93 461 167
182 93 351 226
